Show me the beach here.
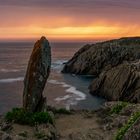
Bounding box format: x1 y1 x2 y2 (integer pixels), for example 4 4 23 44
0 42 105 114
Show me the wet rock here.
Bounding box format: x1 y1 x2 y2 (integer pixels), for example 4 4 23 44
89 62 140 103
23 36 51 112
62 37 140 75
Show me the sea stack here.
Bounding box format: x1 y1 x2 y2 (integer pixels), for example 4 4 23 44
23 36 51 112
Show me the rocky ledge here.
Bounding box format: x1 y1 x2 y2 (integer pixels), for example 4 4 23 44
1 102 140 140
62 37 140 102
89 62 140 103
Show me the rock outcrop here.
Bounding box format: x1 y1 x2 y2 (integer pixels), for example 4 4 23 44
62 37 140 75
23 36 51 112
62 37 140 102
89 62 140 102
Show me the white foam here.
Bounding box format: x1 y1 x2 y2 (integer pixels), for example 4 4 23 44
51 60 67 72
52 60 67 65
0 77 24 83
48 79 61 85
55 95 71 101
66 87 86 100
0 69 20 73
48 79 86 104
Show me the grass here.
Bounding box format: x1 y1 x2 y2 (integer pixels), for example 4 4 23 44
5 108 53 126
47 106 72 115
54 108 72 114
110 102 128 114
115 111 140 140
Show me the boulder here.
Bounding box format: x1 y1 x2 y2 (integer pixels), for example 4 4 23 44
62 37 140 75
23 36 51 112
89 62 140 103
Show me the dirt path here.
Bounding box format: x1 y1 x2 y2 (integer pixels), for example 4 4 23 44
55 111 111 140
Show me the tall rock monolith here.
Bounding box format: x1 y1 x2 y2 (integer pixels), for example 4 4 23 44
23 36 51 112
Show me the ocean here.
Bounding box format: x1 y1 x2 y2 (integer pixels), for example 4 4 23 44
0 41 105 114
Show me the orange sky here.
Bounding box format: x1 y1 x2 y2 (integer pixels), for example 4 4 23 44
0 0 140 41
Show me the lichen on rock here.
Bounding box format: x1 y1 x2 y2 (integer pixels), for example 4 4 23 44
23 36 51 112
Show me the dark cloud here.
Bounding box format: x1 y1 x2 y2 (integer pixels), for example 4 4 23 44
0 0 140 9
0 0 140 28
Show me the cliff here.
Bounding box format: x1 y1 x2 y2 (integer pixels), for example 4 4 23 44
62 37 140 103
62 37 140 75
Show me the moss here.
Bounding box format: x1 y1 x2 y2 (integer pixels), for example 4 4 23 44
5 108 53 126
110 102 128 114
115 111 140 140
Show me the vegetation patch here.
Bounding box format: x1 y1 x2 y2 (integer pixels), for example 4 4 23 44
47 106 72 115
5 108 53 125
115 111 140 140
54 108 72 114
110 102 128 114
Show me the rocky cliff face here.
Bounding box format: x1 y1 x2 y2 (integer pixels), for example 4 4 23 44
62 37 140 102
23 36 51 112
62 37 140 75
89 62 140 103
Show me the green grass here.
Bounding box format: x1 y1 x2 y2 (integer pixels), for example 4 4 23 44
115 111 140 140
5 108 53 126
110 102 128 114
47 106 72 115
54 108 72 114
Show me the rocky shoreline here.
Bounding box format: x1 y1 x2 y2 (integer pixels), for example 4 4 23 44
62 37 140 103
1 37 140 140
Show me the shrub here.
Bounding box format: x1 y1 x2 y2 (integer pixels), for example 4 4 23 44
115 111 140 140
5 108 53 125
110 102 128 114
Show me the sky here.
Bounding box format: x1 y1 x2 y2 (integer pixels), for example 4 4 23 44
0 0 140 41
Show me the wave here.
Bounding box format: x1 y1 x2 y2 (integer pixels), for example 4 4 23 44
66 87 86 101
0 77 24 83
48 79 86 105
51 60 67 71
55 95 72 101
0 68 20 73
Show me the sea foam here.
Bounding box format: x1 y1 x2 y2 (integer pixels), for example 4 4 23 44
48 79 86 102
0 77 24 83
0 68 20 73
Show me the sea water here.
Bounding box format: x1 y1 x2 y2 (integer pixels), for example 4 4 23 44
0 41 105 114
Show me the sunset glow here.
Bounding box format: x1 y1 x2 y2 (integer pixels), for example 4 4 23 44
0 0 140 41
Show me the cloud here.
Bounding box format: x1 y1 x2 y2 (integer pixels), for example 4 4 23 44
0 0 140 40
0 0 140 9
